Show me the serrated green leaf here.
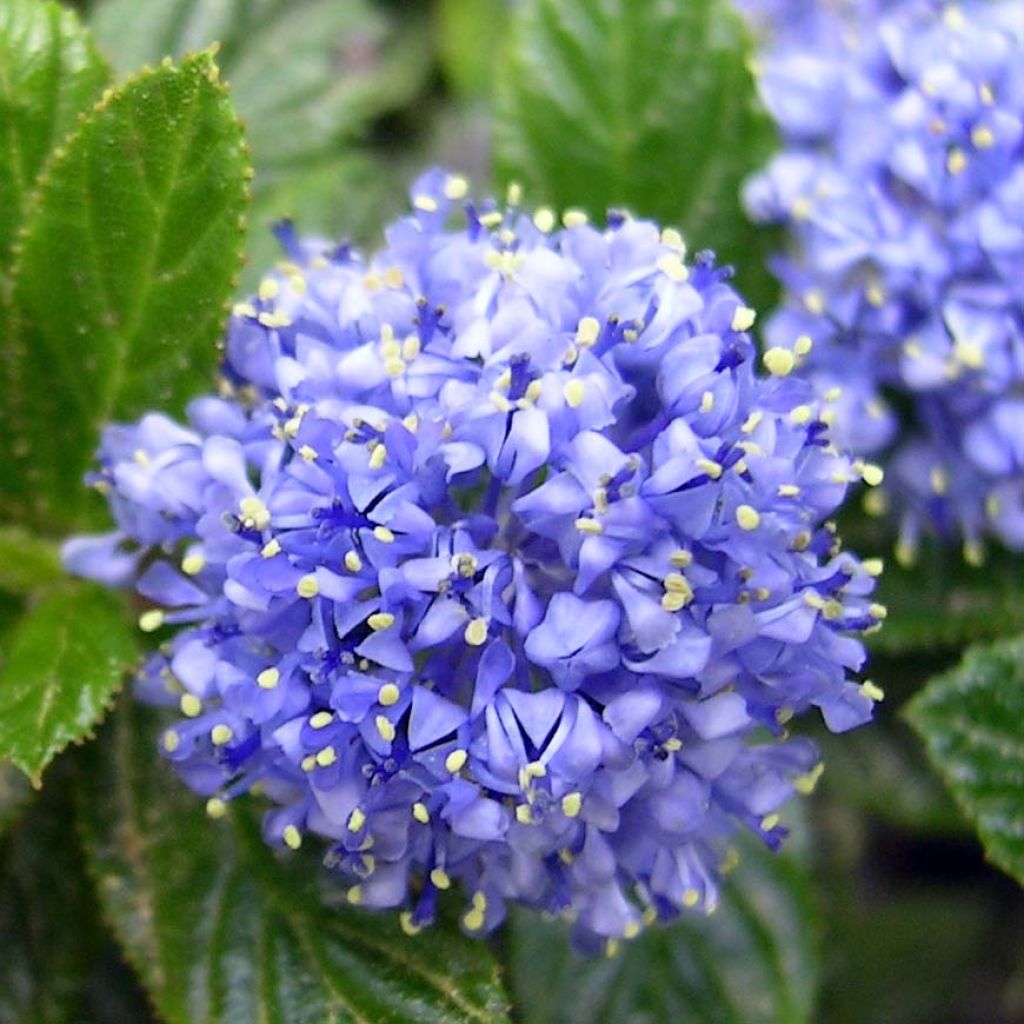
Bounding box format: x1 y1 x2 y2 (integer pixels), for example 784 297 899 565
869 548 1024 655
77 699 512 1024
495 0 778 307
0 0 110 272
89 0 434 170
0 776 105 1024
907 635 1024 888
508 829 819 1024
0 51 249 531
0 582 136 782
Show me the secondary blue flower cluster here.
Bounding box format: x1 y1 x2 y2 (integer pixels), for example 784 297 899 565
67 170 882 951
745 0 1024 565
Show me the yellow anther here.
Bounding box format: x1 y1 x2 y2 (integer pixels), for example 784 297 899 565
258 277 279 301
986 493 1002 520
822 599 844 620
663 737 683 752
343 550 363 574
943 4 966 29
232 301 257 318
181 553 205 576
139 609 165 633
794 763 825 795
533 207 556 233
869 603 888 620
490 391 512 413
478 211 503 228
384 356 406 378
964 538 986 567
576 316 601 348
316 746 337 767
373 525 395 544
563 378 586 408
971 125 996 149
862 463 884 487
947 148 968 175
776 706 795 725
296 574 319 599
861 680 885 702
682 889 700 908
562 208 588 228
348 807 366 832
310 711 334 729
741 410 764 434
239 496 271 530
669 549 692 568
163 729 180 753
605 938 620 958
376 715 396 742
980 83 995 105
402 334 421 361
378 683 400 707
430 868 452 890
414 193 438 212
180 693 202 718
368 612 395 631
301 755 316 773
778 484 801 497
953 338 984 369
895 537 917 568
206 797 227 819
211 724 233 746
695 457 723 480
657 253 689 282
506 181 523 205
347 885 364 905
930 467 949 495
824 386 843 402
803 290 825 315
444 174 469 199
257 667 280 690
736 505 761 531
464 617 489 646
283 825 302 850
523 379 543 405
763 347 796 377
661 591 688 612
257 310 292 329
298 444 318 463
412 802 430 823
261 538 282 558
400 911 422 936
721 847 741 873
663 573 691 595
697 390 714 414
445 749 468 774
463 907 485 931
789 405 812 425
803 591 826 610
794 334 814 357
574 517 604 535
731 306 757 332
561 792 582 818
760 813 780 832
660 227 686 253
515 804 534 825
791 196 813 220
623 920 642 940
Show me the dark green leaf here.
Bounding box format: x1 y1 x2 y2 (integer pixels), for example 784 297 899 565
495 0 777 306
0 526 62 595
0 0 109 271
89 0 434 169
438 0 511 100
77 699 512 1024
0 777 105 1024
508 827 819 1024
0 582 136 782
907 635 1024 887
0 51 249 531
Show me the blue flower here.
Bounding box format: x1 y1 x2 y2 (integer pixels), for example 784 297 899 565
746 0 1024 564
67 170 881 952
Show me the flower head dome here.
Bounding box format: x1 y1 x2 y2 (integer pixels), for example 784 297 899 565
68 170 881 952
745 0 1024 565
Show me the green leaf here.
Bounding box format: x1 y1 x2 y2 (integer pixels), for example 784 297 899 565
89 0 434 170
0 776 105 1024
437 0 511 100
907 635 1024 888
495 0 777 306
0 0 109 271
0 582 137 782
77 699 513 1024
508 828 819 1024
0 51 249 531
0 526 62 595
870 548 1024 655
0 762 32 838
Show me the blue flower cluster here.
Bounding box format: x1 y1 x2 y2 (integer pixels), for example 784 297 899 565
67 170 882 951
746 1 1024 565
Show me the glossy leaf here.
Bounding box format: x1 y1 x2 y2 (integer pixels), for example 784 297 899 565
495 0 777 305
0 51 249 531
0 526 62 595
0 0 109 271
77 699 512 1024
0 779 104 1024
907 635 1024 888
0 583 136 782
508 829 819 1024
